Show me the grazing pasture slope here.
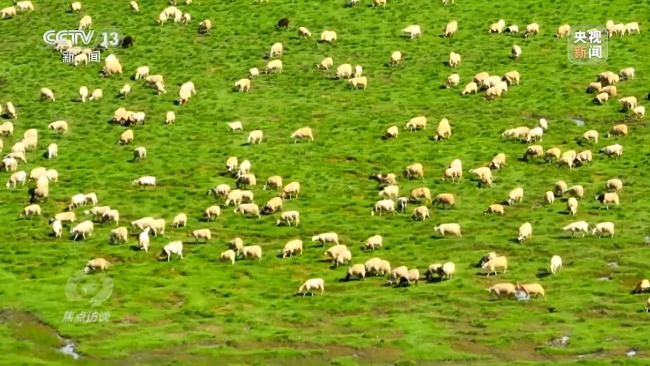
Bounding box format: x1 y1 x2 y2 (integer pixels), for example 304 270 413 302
0 0 650 364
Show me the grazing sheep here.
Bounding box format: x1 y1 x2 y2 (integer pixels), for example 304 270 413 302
51 212 76 224
265 59 283 74
632 106 645 118
594 92 609 104
235 78 251 92
582 130 599 144
595 192 619 209
109 227 128 245
48 121 68 133
46 143 58 159
507 188 524 205
523 145 543 161
461 82 478 95
586 82 602 94
443 20 458 37
79 15 92 30
599 144 623 159
132 147 147 162
131 176 156 186
488 19 506 33
40 88 55 101
488 153 506 170
483 256 507 276
169 213 187 228
117 129 134 145
517 222 532 242
550 255 562 275
448 51 461 67
563 221 589 237
160 241 183 261
88 88 103 101
388 266 409 285
402 25 422 39
503 71 520 86
592 222 615 238
404 163 424 180
363 235 383 250
71 220 94 240
291 127 314 142
242 245 263 261
556 24 571 37
400 269 420 286
434 223 461 237
484 204 504 215
563 186 583 201
346 264 366 281
298 27 311 38
412 205 430 221
619 67 635 80
220 249 236 264
312 232 339 247
511 45 522 58
433 118 452 140
203 205 221 221
372 0 385 6
545 147 561 163
319 30 337 43
397 197 408 212
379 185 399 200
298 278 324 296
624 22 640 35
138 227 151 252
526 127 544 143
276 210 300 227
348 76 368 90
318 57 333 70
282 240 302 258
515 282 546 299
84 258 109 273
390 51 402 65
279 181 300 199
247 130 263 144
6 171 26 188
371 199 396 216
567 197 578 215
19 204 41 218
488 283 516 298
269 42 283 57
544 191 555 204
228 238 244 254
233 203 261 218
102 209 119 226
198 20 212 33
385 125 399 139
524 23 539 37
433 193 455 208
129 1 138 11
605 178 623 193
188 229 211 243
405 116 427 131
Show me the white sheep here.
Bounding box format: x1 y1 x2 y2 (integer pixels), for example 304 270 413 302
89 88 103 101
46 143 58 159
79 15 92 30
265 59 283 74
563 221 589 237
298 278 324 296
291 127 314 142
412 206 430 221
434 223 461 237
48 121 68 133
276 210 300 226
189 229 211 243
6 171 26 188
133 147 147 161
131 176 156 186
390 51 402 65
517 222 532 242
84 258 109 273
220 249 236 264
160 241 183 261
346 264 366 281
371 199 396 216
247 130 263 144
19 204 41 218
448 51 461 67
511 45 522 59
282 239 303 257
402 25 422 39
40 87 55 101
139 227 151 252
51 219 63 238
298 27 311 38
71 220 94 240
550 255 562 275
171 213 187 228
591 222 615 238
599 144 623 159
233 203 261 218
319 30 337 43
507 187 524 205
482 256 507 276
204 205 221 221
363 235 383 250
312 232 339 246
242 245 262 261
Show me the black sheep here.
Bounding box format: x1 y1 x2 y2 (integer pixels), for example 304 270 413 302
121 35 134 48
277 17 289 29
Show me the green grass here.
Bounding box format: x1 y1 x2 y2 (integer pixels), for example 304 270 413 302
0 0 650 364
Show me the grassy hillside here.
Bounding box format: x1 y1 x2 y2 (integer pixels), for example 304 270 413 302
0 0 649 364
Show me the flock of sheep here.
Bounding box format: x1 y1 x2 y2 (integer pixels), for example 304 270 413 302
2 0 650 317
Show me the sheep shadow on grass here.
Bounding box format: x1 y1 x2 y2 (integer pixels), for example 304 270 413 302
129 245 141 252
507 238 519 244
536 270 552 279
427 277 443 284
